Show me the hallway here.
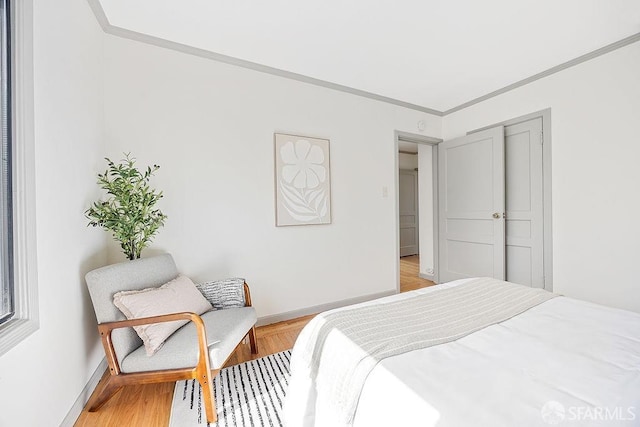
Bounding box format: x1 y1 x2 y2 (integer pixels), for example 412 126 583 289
400 255 435 292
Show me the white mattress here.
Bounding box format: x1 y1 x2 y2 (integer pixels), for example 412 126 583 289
284 280 640 427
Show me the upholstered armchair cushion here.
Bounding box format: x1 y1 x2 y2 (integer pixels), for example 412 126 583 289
120 306 257 372
196 277 246 309
113 275 213 355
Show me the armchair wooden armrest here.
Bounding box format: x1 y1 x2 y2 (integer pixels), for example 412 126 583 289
243 282 253 307
98 312 209 377
91 311 216 421
243 282 258 352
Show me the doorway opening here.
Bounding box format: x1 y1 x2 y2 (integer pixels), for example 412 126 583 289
395 131 442 293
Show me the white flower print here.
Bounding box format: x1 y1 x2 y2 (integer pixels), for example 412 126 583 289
276 138 330 223
280 139 326 189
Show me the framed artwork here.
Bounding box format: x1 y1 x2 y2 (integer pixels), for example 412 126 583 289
274 133 331 226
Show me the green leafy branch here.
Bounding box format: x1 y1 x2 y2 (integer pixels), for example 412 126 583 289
85 153 167 260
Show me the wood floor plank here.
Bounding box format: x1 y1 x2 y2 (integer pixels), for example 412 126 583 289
400 255 436 292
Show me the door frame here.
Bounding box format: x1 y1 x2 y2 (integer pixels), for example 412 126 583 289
394 130 442 292
467 109 553 291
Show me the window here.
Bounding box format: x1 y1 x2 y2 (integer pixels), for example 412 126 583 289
0 0 12 326
0 0 38 356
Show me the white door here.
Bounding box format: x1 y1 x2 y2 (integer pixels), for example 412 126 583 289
438 126 505 282
399 169 419 257
505 118 544 287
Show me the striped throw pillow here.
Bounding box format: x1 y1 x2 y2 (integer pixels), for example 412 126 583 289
196 278 246 310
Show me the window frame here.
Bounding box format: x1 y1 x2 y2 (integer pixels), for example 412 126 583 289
0 0 38 357
0 0 14 326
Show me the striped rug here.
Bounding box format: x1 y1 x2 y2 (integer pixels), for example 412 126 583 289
169 350 291 427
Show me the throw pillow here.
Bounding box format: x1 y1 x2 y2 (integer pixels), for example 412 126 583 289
113 274 213 356
196 278 246 310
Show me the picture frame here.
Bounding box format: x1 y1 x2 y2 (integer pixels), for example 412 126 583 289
274 133 332 226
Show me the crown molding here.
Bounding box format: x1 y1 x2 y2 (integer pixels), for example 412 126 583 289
443 31 640 115
87 0 639 118
85 0 443 116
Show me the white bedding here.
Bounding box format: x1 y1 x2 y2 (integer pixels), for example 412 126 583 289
284 279 640 427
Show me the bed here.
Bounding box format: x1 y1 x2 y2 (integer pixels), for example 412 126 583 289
283 278 640 427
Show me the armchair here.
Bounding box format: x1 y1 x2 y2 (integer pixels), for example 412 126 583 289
85 254 258 424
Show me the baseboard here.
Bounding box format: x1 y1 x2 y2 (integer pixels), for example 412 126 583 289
256 290 397 326
419 272 436 281
60 357 107 427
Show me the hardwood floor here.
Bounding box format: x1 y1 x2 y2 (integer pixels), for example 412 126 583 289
75 315 313 427
76 258 433 426
400 255 436 292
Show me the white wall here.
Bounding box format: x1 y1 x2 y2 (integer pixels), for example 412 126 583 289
103 35 441 318
0 1 107 426
398 152 418 169
417 144 435 277
443 41 640 313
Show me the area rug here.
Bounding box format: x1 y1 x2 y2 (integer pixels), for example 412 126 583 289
169 350 292 427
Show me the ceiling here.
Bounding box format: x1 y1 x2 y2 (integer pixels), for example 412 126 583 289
97 0 640 113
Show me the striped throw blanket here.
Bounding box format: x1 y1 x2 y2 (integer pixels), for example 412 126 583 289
301 277 557 425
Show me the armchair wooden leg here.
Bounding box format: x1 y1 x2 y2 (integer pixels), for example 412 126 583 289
248 325 258 354
200 369 218 424
88 375 123 412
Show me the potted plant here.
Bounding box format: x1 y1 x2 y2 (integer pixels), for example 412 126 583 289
86 153 168 260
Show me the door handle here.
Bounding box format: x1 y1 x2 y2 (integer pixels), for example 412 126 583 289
492 213 500 219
